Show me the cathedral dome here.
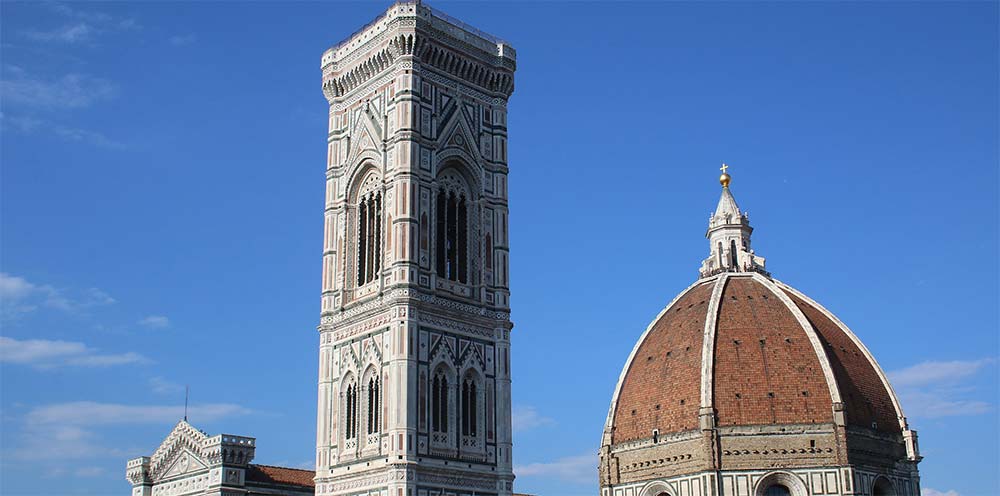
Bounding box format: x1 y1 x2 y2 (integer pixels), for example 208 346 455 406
605 271 905 444
600 170 920 495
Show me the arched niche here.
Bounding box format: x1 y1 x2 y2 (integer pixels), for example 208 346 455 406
753 471 809 496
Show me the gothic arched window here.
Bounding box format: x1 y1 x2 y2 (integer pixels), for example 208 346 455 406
461 374 479 437
356 182 382 287
435 176 468 283
344 381 358 440
366 376 380 435
730 239 738 268
431 371 449 433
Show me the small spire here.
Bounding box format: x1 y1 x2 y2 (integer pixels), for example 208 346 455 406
719 163 731 188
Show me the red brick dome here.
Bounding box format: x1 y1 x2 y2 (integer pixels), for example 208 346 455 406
605 272 906 445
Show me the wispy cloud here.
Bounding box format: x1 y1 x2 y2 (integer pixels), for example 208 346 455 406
888 358 995 419
0 272 116 319
0 336 147 369
23 3 141 45
139 315 170 329
1 113 125 149
889 359 994 388
52 124 125 148
168 33 197 46
922 489 960 496
0 272 37 300
10 401 250 461
0 67 117 109
24 23 95 44
74 466 106 477
26 401 251 426
149 376 185 395
515 451 595 484
512 405 555 432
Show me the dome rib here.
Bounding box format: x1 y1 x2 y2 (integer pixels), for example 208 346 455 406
754 274 844 407
604 277 717 445
710 275 835 427
697 274 729 410
774 280 909 433
605 273 911 445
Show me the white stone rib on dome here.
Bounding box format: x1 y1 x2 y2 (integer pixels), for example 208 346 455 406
603 272 912 443
601 275 719 445
774 279 910 431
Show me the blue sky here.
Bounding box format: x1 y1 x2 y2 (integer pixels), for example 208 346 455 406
1 1 997 496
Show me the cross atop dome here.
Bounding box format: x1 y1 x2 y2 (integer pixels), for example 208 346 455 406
699 164 768 278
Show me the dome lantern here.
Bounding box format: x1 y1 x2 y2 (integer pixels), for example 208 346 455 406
700 164 768 278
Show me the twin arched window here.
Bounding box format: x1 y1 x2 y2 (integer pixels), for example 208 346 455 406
435 189 468 283
344 374 380 442
429 368 481 439
356 189 382 287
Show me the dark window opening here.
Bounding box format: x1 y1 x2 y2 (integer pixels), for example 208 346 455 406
431 371 449 433
356 191 382 286
435 189 468 283
367 376 380 435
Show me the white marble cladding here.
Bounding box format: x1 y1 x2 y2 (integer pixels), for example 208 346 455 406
607 468 919 496
316 2 515 496
321 1 514 70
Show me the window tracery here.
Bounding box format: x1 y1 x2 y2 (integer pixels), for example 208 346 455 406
435 170 470 284
431 370 449 434
355 172 382 287
344 380 358 441
461 374 478 437
366 376 380 435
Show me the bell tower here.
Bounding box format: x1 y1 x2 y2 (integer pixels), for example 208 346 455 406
315 3 516 496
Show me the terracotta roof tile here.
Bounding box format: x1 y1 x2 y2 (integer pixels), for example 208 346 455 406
246 464 315 488
783 290 902 434
713 277 833 427
612 281 713 443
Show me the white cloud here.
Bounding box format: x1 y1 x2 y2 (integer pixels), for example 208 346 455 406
24 23 95 43
10 401 250 462
922 489 960 496
52 124 125 148
895 389 991 418
149 376 185 395
515 451 595 484
46 3 114 24
0 272 116 318
26 401 251 426
168 33 197 46
888 358 995 419
0 69 117 109
0 272 37 300
74 466 106 477
889 359 994 388
0 336 147 369
26 3 141 43
2 114 125 148
512 405 555 432
139 315 170 329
